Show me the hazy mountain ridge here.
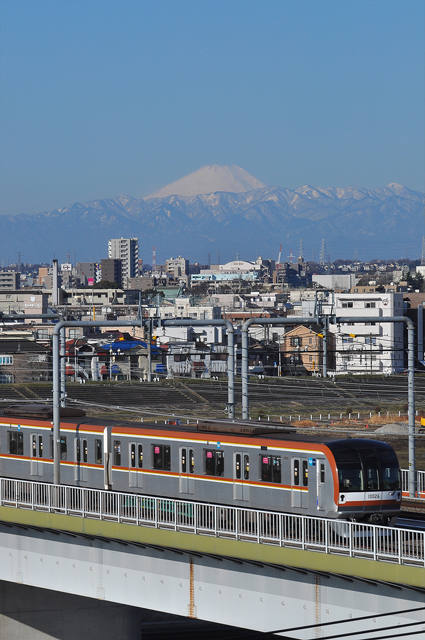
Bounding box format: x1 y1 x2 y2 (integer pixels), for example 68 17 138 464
1 183 423 263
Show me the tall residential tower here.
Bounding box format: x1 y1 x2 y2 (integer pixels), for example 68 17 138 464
108 238 139 285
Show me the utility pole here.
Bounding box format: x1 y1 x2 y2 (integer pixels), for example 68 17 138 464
370 333 373 375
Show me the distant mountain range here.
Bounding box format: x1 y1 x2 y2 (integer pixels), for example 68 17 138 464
1 165 424 264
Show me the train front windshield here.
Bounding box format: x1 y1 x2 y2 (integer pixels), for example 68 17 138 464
329 441 400 493
374 446 400 490
333 448 363 492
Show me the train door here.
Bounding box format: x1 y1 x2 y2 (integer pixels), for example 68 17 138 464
301 459 309 508
233 452 250 501
74 437 87 482
317 460 326 511
30 433 43 477
129 442 143 488
129 442 137 487
179 447 194 494
291 458 301 507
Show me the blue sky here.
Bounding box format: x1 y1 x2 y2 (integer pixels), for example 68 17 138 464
1 0 424 216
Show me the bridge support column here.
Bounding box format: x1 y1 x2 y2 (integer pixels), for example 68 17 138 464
0 581 142 640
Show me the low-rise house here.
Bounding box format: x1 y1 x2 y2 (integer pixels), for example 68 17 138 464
0 339 50 383
282 325 329 375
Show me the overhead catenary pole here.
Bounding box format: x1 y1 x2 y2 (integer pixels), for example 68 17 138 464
161 318 235 419
322 319 327 378
335 315 416 498
147 319 152 382
52 317 236 485
52 319 145 485
241 316 321 420
60 328 66 406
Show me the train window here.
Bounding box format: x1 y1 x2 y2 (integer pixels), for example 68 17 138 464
302 460 308 487
320 463 325 484
235 453 241 479
138 445 143 468
189 449 194 474
293 460 300 486
273 457 281 483
61 437 67 460
39 436 43 458
153 444 171 471
181 448 187 473
114 440 121 466
32 435 37 457
53 436 67 460
130 444 136 468
95 439 102 465
9 431 23 456
244 455 249 480
205 450 224 477
82 439 87 463
261 456 281 483
76 439 81 463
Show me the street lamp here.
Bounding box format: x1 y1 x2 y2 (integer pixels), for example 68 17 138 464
109 347 113 381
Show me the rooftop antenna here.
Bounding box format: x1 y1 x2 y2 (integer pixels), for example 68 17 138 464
421 236 425 266
152 246 156 272
287 250 294 264
298 239 304 260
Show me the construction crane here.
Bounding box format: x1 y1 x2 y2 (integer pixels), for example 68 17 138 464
276 244 282 268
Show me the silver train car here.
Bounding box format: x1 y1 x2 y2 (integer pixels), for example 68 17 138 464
0 405 402 524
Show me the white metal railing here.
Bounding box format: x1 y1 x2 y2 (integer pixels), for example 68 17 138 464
0 477 423 568
401 469 425 498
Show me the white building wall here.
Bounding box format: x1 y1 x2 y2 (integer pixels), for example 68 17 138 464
312 274 358 290
108 238 139 280
145 300 221 321
329 292 404 374
156 325 225 346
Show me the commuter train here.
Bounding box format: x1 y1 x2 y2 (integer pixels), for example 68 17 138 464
0 405 401 524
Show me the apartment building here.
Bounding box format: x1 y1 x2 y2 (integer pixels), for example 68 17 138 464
100 258 122 287
165 256 189 277
145 297 221 321
0 271 20 290
108 238 139 284
328 292 404 374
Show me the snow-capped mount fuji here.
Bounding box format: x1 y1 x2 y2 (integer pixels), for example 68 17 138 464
146 164 267 199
